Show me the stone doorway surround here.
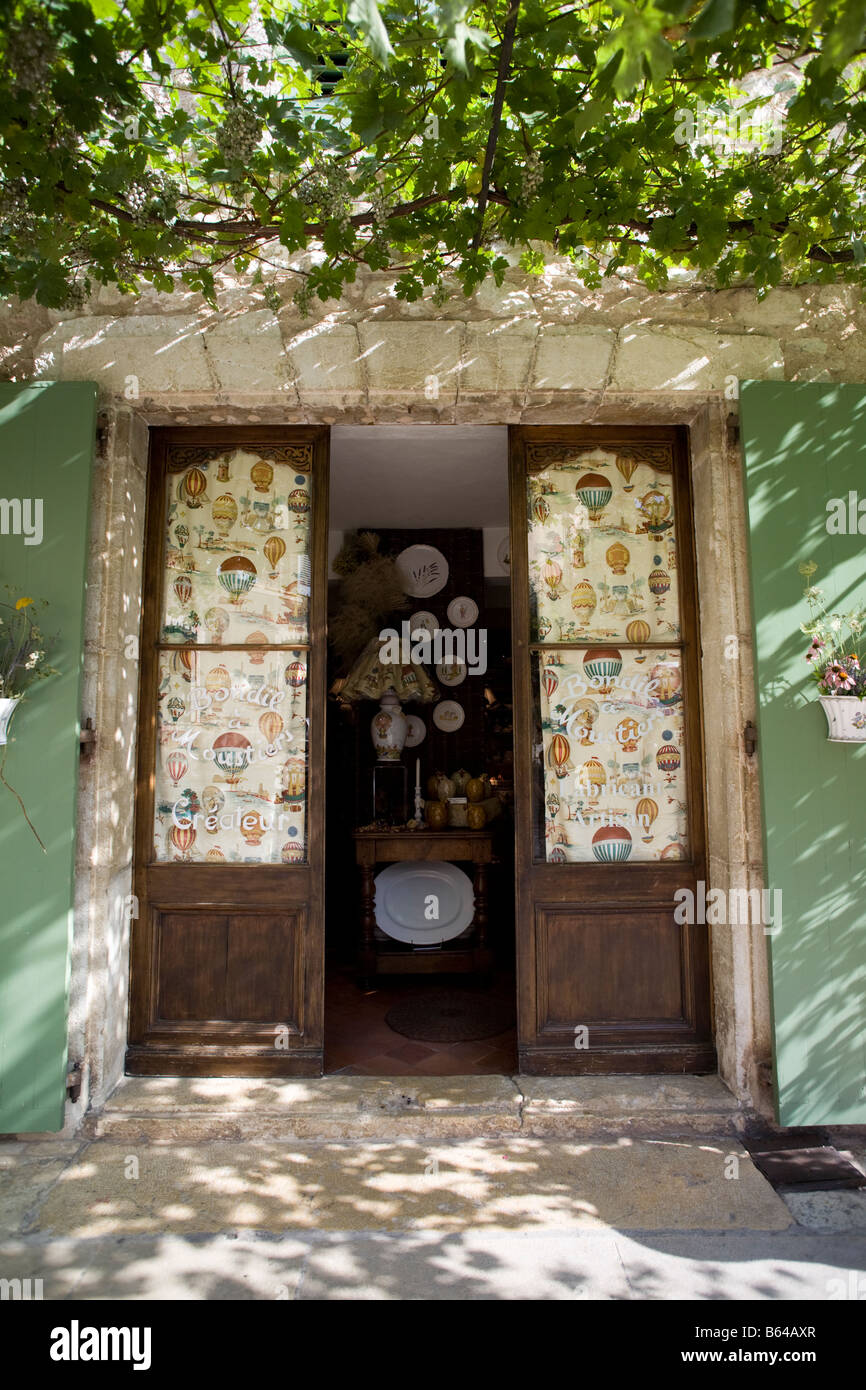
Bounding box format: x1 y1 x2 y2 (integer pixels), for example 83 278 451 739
9 261 851 1133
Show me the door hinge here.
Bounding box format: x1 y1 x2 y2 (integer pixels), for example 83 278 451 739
79 717 97 758
744 720 758 758
66 1062 83 1103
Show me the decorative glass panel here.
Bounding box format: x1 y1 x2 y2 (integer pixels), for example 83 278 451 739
154 649 309 863
526 440 691 864
527 446 680 643
152 440 314 864
534 648 689 863
161 447 311 646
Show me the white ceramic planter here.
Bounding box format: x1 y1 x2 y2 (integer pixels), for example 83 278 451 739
819 695 866 742
0 696 21 744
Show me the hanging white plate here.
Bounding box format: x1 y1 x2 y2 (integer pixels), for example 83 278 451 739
374 861 474 944
404 714 426 747
447 595 478 628
433 699 465 731
395 545 449 598
409 610 438 640
435 661 467 687
497 536 511 572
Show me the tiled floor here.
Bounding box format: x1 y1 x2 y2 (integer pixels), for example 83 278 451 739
324 964 518 1076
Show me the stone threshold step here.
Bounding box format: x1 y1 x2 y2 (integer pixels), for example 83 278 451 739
84 1074 742 1142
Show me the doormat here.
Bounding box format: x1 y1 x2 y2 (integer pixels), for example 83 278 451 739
743 1141 866 1192
385 990 515 1043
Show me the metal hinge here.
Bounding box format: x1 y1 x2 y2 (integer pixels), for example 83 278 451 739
79 717 97 757
66 1062 82 1103
744 720 758 758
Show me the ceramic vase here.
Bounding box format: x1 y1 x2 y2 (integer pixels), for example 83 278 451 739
370 688 408 762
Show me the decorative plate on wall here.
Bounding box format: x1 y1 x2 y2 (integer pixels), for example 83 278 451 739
447 596 479 628
435 661 467 687
409 610 438 639
433 699 465 731
404 714 426 747
374 861 474 944
395 545 449 598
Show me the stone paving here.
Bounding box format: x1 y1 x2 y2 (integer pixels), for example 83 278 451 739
2 1078 864 1300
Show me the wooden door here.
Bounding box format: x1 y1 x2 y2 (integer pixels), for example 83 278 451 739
510 426 714 1074
127 427 328 1076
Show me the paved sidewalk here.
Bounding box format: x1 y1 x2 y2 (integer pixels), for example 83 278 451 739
2 1130 865 1300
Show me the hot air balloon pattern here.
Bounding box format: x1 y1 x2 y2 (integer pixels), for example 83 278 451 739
657 735 681 782
615 455 638 491
542 667 559 699
206 847 226 862
259 709 284 747
542 558 563 600
547 733 572 780
170 648 193 682
636 797 658 842
648 567 671 603
218 555 257 604
281 841 305 864
650 661 682 707
174 523 189 550
245 632 267 665
592 824 632 863
575 472 612 522
263 534 286 578
626 618 652 663
212 731 252 785
180 467 207 508
167 696 185 724
212 493 238 535
532 494 550 524
615 716 640 752
169 823 196 859
173 574 192 607
579 757 606 798
240 810 266 847
571 579 597 627
549 845 567 864
637 487 671 534
166 749 189 786
285 660 307 689
546 791 560 819
250 459 274 493
660 841 686 861
537 615 552 640
288 487 310 515
605 541 630 575
583 646 622 693
205 664 231 696
573 697 599 745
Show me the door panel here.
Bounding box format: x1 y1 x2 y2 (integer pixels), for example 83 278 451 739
510 425 714 1074
127 427 328 1076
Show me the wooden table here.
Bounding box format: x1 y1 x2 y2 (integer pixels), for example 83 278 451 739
352 829 495 985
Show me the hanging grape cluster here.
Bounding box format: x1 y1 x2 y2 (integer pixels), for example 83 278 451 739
520 148 544 204
216 102 262 166
298 158 353 233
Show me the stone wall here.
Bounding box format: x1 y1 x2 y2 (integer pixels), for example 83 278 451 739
2 255 863 1130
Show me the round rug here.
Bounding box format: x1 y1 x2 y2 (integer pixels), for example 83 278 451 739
385 990 515 1043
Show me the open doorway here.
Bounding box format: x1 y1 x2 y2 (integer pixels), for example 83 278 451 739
324 426 516 1076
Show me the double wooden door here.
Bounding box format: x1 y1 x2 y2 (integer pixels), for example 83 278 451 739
127 423 713 1077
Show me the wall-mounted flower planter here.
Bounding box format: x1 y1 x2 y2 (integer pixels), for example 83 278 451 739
819 695 866 742
0 696 21 744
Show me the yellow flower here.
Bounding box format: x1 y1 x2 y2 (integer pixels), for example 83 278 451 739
15 597 33 609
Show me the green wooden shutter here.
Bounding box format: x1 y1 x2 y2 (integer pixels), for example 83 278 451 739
740 381 866 1126
0 382 97 1133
